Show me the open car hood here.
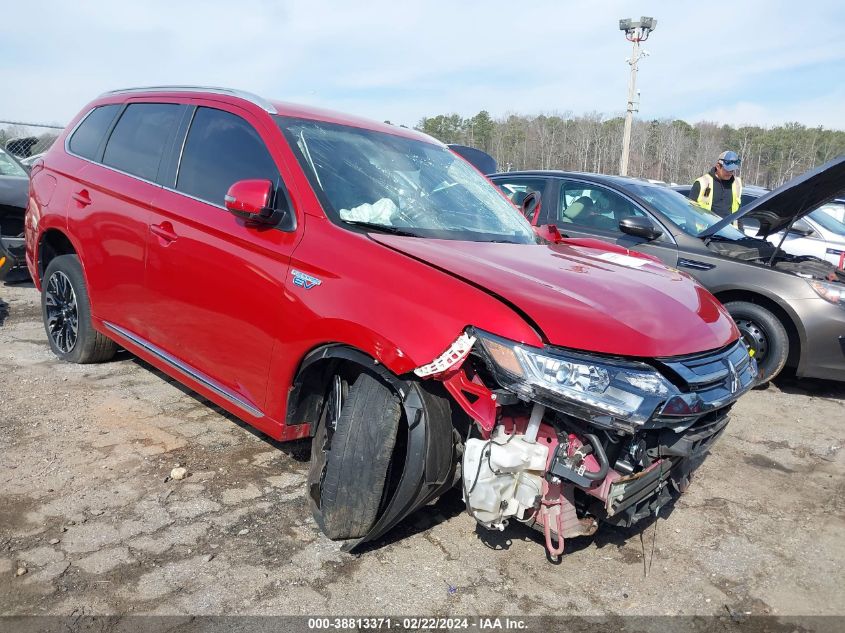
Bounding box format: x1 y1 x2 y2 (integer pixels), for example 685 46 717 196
700 155 845 238
371 235 737 358
447 144 498 175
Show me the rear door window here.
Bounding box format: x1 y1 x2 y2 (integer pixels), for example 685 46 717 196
176 107 278 207
67 104 120 161
102 103 182 181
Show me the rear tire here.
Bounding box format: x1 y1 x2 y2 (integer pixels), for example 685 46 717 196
308 369 402 540
724 301 788 384
41 255 117 364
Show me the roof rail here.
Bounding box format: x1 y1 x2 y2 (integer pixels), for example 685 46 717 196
99 86 278 114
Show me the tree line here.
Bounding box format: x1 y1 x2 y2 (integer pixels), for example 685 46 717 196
417 111 845 188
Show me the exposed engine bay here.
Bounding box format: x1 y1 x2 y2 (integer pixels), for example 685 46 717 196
438 329 757 557
707 235 845 283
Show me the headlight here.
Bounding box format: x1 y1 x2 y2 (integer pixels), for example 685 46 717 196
808 279 845 308
474 330 679 430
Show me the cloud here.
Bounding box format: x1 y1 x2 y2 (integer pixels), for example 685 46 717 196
1 0 843 130
689 91 845 129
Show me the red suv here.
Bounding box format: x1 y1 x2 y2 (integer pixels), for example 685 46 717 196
26 87 756 555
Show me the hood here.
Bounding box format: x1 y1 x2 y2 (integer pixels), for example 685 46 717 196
701 155 845 238
370 235 738 358
447 144 498 175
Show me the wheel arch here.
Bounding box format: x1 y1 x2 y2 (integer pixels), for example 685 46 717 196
289 342 460 551
713 288 805 368
38 228 78 283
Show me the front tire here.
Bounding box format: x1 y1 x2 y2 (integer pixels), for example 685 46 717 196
41 255 117 364
308 369 402 540
724 301 788 384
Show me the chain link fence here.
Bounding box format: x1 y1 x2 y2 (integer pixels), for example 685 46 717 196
0 120 65 162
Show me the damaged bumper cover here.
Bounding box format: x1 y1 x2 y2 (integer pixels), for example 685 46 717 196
354 330 754 551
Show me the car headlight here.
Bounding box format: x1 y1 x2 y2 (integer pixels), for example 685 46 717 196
808 279 845 308
473 329 679 431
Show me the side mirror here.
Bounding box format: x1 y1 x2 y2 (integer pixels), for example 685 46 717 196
788 218 814 237
521 191 542 226
619 216 663 241
224 179 274 220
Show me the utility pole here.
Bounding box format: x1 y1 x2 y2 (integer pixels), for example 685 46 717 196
618 16 656 176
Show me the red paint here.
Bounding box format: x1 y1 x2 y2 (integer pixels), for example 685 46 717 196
224 179 273 215
561 237 663 263
27 88 740 444
370 235 738 357
533 224 563 243
442 368 498 437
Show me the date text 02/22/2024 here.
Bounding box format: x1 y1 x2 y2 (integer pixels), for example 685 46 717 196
306 617 528 630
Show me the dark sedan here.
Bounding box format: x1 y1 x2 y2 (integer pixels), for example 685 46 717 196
490 162 845 383
0 147 29 281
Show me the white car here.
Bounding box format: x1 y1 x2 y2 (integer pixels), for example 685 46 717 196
817 199 845 224
739 189 845 268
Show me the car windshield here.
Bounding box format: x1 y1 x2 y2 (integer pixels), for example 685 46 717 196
810 207 845 236
275 117 537 243
620 182 746 240
0 149 27 177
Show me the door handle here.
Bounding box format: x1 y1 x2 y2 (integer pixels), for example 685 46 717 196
150 221 178 243
71 189 92 207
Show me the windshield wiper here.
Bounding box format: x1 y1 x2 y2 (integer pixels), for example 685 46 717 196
343 220 420 237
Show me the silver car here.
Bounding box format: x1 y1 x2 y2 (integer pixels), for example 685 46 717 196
493 158 845 384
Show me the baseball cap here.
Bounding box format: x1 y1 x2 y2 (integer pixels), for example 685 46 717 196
718 150 741 172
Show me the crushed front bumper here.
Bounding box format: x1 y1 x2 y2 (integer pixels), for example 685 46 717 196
601 410 730 527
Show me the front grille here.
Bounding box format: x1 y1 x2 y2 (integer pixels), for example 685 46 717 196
651 340 756 423
659 339 753 392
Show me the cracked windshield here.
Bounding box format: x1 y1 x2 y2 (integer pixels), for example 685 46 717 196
277 117 537 243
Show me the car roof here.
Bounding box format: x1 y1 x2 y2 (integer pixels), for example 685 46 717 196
489 169 651 186
97 86 439 145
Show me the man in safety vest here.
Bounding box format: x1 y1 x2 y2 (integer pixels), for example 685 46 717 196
689 150 742 215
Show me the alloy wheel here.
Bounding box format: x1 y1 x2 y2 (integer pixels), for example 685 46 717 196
45 271 79 353
308 374 346 508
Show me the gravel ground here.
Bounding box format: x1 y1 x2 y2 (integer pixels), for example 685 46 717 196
1 280 844 620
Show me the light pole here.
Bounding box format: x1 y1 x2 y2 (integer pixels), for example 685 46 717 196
618 16 656 176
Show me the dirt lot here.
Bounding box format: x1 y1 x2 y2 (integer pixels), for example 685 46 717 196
1 280 844 620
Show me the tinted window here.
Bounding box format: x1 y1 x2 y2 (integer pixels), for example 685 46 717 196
103 103 181 181
177 107 278 206
68 105 120 160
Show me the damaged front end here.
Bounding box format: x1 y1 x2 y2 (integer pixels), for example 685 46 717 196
436 329 756 556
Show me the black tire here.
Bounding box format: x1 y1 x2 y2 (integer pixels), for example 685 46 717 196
724 301 789 384
308 370 402 540
41 255 117 364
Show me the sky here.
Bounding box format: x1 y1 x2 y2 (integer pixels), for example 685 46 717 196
1 0 844 130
